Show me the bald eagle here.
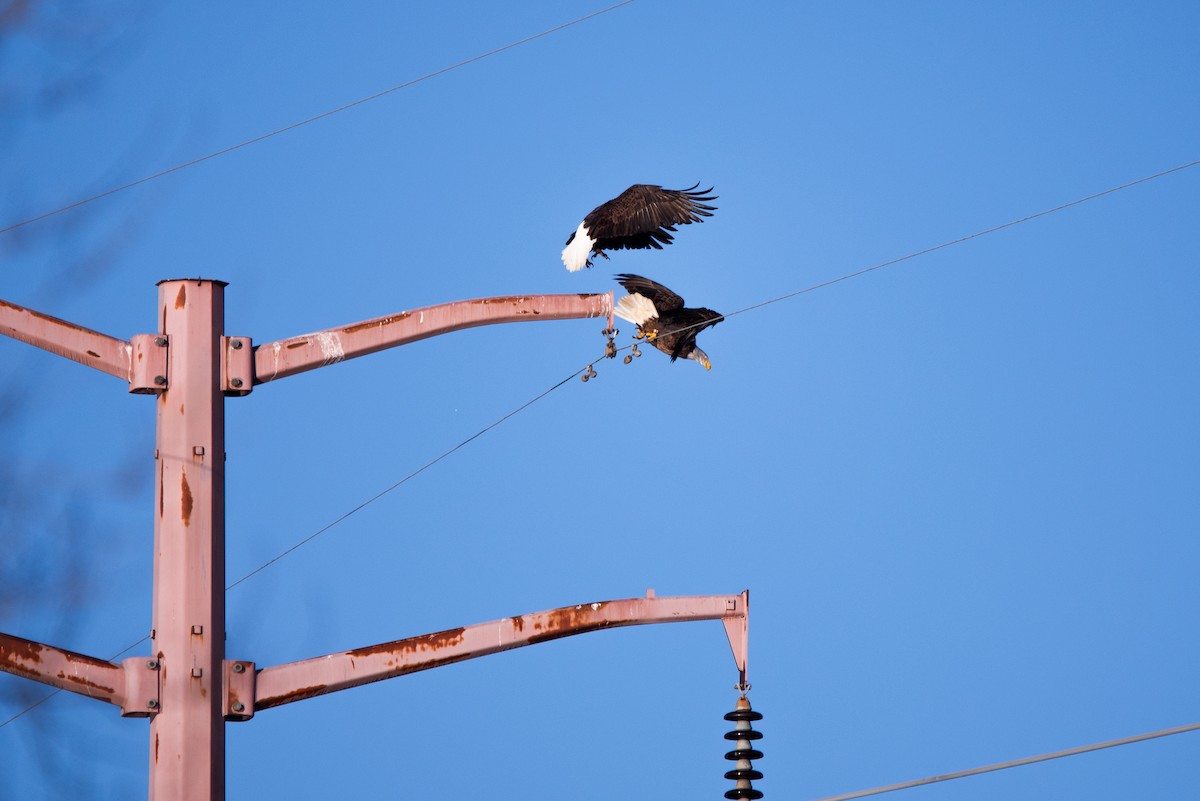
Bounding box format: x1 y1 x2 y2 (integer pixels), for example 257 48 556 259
562 184 717 272
613 274 723 370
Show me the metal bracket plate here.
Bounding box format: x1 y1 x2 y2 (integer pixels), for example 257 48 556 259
223 659 256 721
120 656 161 718
222 336 253 396
129 333 169 394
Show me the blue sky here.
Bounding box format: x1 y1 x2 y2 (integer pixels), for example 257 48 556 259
2 2 1199 799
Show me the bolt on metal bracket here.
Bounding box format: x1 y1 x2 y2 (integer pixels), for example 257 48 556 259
129 333 169 394
223 660 256 722
120 656 161 718
222 336 253 396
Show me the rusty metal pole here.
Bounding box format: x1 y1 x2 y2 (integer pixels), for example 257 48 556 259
149 279 226 801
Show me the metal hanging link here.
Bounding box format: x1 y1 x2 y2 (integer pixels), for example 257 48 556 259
602 326 618 360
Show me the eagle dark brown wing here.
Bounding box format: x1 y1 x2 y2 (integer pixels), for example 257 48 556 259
584 184 717 250
660 307 723 362
614 273 686 313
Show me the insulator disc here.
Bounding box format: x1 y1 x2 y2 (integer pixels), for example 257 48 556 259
724 729 764 741
725 769 764 781
725 709 764 722
724 788 764 800
725 748 764 761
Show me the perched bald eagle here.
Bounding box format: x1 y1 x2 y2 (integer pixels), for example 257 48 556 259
613 274 723 370
562 184 717 272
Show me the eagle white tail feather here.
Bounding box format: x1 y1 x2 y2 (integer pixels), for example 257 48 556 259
561 222 595 272
614 293 659 326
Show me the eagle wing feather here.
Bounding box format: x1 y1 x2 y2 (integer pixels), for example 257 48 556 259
585 184 717 242
614 273 686 312
664 307 723 361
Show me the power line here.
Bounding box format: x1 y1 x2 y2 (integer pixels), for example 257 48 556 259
2 159 1195 734
722 158 1200 322
0 362 596 733
224 364 590 590
0 0 637 238
631 158 1198 345
810 722 1200 801
229 159 1200 585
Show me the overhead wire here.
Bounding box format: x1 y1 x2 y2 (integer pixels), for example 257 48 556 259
1 0 1190 788
218 157 1200 584
0 0 637 238
809 721 1200 801
2 155 1190 738
2 158 1196 735
646 158 1200 344
0 362 600 733
223 364 592 590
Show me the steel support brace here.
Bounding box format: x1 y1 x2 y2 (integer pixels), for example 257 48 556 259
0 298 132 382
0 632 161 717
252 292 614 385
253 592 749 711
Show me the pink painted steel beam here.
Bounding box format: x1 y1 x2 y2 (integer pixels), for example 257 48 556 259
255 592 747 710
0 632 123 705
253 292 614 385
149 280 227 801
0 633 162 718
0 297 131 380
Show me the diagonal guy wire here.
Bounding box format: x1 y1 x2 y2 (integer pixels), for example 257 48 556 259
0 0 637 238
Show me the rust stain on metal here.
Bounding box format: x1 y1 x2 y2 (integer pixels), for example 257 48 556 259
257 683 328 710
510 616 525 632
174 284 186 309
62 649 116 670
0 637 44 665
0 663 41 681
347 627 466 660
285 340 307 350
154 733 159 764
0 299 88 331
180 471 193 527
342 312 411 335
86 349 100 358
528 604 609 645
472 296 531 306
55 671 116 695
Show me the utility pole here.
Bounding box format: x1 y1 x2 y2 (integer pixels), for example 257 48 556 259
0 280 751 801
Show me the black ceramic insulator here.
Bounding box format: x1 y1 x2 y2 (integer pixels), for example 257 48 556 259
725 769 765 781
725 748 764 761
724 728 764 741
724 788 764 800
724 709 764 722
